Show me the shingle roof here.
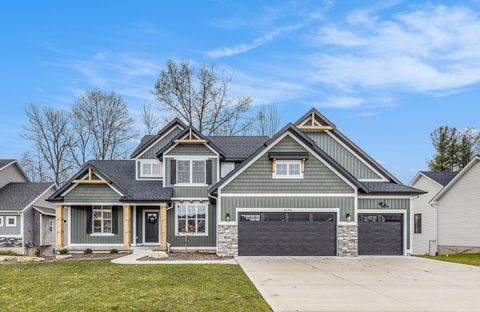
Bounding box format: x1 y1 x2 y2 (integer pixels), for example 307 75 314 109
33 205 56 216
207 136 269 160
0 182 54 211
361 182 426 195
420 171 459 187
0 159 15 169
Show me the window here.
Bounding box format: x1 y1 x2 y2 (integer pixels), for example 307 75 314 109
414 214 422 234
240 214 261 222
92 206 112 234
6 216 16 227
48 219 54 232
0 216 3 227
263 213 286 222
382 215 402 223
288 213 310 222
312 213 335 222
221 162 235 178
177 160 206 184
176 204 207 236
273 160 303 179
359 215 378 223
139 160 163 178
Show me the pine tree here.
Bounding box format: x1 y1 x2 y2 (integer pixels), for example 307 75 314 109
428 126 456 171
457 132 473 169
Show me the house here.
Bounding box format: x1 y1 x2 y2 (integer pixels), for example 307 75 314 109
48 109 424 256
0 159 57 255
411 156 480 255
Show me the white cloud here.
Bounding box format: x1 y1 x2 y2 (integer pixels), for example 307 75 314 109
206 24 302 58
307 5 480 93
318 96 365 109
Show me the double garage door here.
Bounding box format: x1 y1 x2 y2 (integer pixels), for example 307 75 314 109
238 211 403 256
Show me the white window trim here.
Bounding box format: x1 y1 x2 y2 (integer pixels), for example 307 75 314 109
272 160 304 179
138 159 163 179
0 216 3 227
175 203 208 237
176 159 206 185
91 206 113 236
6 216 16 227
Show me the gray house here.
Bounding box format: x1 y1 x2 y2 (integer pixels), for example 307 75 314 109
0 159 57 255
48 109 424 256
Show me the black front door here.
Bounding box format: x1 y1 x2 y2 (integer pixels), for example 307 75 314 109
144 212 159 243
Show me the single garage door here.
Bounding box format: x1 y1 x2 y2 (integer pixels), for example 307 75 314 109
358 213 403 255
238 212 336 256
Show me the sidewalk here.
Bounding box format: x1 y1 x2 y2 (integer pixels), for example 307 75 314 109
111 249 237 265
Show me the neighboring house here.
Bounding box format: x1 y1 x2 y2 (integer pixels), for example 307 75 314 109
0 159 57 255
411 156 480 255
48 109 424 256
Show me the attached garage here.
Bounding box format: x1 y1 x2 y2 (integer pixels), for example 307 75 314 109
358 213 404 255
238 212 336 256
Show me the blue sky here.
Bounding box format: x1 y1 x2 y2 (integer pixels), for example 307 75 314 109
1 0 480 183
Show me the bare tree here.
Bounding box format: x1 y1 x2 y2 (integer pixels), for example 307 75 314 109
71 89 137 160
70 106 92 169
18 151 49 182
255 103 281 136
22 104 73 185
153 60 253 135
141 103 161 135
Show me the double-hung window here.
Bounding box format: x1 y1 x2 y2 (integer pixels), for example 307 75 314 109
139 160 163 178
92 206 112 234
176 204 207 236
414 214 422 234
273 160 303 179
177 160 205 184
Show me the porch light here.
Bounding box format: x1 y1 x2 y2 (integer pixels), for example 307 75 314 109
379 201 389 208
346 213 351 222
226 213 230 222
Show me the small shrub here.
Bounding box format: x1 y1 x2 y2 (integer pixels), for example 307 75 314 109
58 248 68 255
84 248 93 255
110 248 118 254
34 248 41 257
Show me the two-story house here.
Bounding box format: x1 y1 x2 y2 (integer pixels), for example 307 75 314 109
48 109 424 256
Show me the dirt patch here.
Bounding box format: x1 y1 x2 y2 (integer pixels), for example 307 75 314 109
139 251 231 261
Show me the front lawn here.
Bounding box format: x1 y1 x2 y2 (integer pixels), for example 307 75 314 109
418 253 480 266
0 260 270 311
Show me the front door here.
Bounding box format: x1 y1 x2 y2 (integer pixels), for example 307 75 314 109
144 211 159 244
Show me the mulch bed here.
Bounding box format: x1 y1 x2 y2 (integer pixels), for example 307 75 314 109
139 251 230 261
0 253 124 265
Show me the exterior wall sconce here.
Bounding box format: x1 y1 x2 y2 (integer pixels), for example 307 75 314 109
226 213 230 222
346 213 351 222
378 200 389 208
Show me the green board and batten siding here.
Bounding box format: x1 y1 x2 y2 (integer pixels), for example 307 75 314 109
221 197 354 222
166 143 216 156
70 206 123 244
63 184 121 203
138 127 183 159
221 135 354 194
304 131 382 180
358 197 411 250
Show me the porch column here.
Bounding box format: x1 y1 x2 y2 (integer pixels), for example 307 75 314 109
123 204 131 248
160 203 167 250
55 204 64 249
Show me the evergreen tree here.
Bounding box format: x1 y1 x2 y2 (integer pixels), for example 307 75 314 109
457 132 473 169
428 126 456 171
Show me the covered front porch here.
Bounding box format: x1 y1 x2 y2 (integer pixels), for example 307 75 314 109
54 203 170 252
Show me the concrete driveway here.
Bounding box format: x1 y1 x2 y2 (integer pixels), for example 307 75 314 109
237 256 480 312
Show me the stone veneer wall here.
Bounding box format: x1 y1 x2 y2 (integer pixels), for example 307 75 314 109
217 224 238 257
337 224 358 257
0 237 22 248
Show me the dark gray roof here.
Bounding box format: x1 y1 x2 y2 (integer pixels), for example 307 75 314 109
0 182 54 211
131 135 156 157
0 159 15 169
51 160 172 202
207 136 269 161
420 171 459 186
87 160 173 201
361 182 426 195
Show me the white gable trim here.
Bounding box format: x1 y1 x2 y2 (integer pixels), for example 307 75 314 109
409 172 443 188
0 160 16 172
60 172 125 198
163 132 220 158
0 160 31 182
218 131 357 193
21 184 57 213
431 156 480 203
134 124 183 159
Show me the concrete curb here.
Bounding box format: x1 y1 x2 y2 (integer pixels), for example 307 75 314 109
111 250 237 265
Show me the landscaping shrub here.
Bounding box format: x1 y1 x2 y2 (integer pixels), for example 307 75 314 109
58 248 68 255
110 248 118 254
84 248 93 255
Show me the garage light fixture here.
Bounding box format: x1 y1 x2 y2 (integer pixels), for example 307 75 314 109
378 201 389 208
346 213 351 222
226 213 230 222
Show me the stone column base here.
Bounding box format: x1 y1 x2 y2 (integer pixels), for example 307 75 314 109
0 237 22 248
337 224 358 257
217 224 238 257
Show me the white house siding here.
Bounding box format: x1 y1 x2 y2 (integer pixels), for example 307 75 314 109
0 163 28 189
411 176 442 255
437 161 480 253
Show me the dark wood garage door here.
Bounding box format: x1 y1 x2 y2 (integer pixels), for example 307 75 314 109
238 212 336 256
358 213 403 255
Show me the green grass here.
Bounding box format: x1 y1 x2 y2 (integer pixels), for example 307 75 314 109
0 260 270 312
418 253 480 266
0 251 18 256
